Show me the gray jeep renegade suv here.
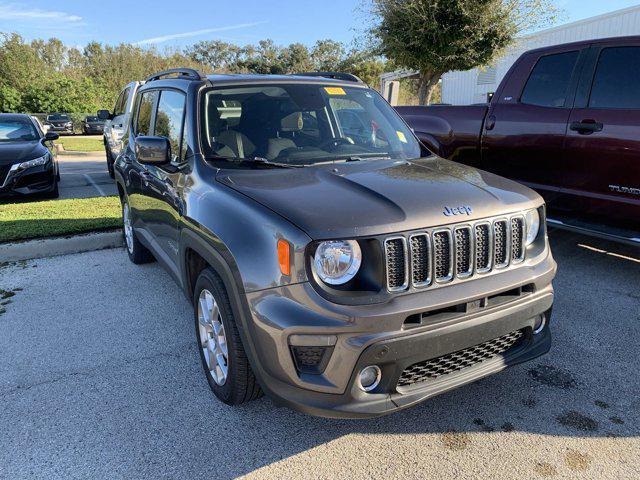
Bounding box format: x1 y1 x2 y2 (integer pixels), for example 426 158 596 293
114 68 556 418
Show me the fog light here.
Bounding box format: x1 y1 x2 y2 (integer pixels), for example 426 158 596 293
533 314 546 334
358 365 381 392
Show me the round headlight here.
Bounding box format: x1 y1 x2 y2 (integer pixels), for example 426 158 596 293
313 240 362 285
524 209 540 246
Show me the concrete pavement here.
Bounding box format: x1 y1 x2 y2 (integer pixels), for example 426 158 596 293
57 152 117 199
0 230 638 479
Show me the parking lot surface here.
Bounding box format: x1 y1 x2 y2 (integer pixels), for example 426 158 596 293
58 152 117 199
0 230 638 479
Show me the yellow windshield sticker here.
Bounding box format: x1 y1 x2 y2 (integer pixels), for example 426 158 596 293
324 87 346 95
397 131 408 143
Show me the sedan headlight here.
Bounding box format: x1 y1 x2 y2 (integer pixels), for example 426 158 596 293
524 208 540 246
13 155 49 172
313 240 362 285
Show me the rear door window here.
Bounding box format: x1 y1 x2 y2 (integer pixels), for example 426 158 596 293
521 51 579 107
135 91 158 136
154 90 186 163
589 47 640 109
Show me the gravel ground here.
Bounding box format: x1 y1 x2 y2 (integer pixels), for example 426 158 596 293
0 229 638 479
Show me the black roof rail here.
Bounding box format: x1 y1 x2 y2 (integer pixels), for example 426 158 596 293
294 71 365 83
145 68 207 83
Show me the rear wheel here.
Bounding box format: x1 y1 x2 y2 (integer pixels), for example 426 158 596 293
194 268 261 405
122 199 153 264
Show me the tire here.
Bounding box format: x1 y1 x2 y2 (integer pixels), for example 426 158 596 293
194 268 262 405
121 199 153 264
46 180 59 199
106 147 115 179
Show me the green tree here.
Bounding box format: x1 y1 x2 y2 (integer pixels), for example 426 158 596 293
368 0 560 104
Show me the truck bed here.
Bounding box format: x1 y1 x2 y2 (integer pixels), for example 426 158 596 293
396 105 488 167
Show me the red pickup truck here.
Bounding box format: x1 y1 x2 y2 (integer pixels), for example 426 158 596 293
397 36 640 245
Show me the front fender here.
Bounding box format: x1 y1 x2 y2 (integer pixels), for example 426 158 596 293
183 179 312 294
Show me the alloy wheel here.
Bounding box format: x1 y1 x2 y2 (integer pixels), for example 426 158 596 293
123 203 134 253
198 289 229 386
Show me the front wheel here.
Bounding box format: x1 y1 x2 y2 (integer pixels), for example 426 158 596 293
194 268 261 405
122 200 153 264
106 146 115 178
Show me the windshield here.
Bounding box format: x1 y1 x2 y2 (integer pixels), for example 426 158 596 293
0 120 39 142
47 114 69 121
200 83 421 165
86 116 99 122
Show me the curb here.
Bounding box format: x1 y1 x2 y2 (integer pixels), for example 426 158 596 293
0 230 124 262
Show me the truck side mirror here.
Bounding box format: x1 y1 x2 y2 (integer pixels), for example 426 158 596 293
135 136 171 166
97 109 112 120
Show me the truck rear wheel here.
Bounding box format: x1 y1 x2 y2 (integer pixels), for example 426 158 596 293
194 268 262 405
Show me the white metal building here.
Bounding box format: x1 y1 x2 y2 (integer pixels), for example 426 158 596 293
442 5 640 105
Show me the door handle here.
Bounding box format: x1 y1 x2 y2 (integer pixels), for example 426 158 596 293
570 121 603 134
485 115 496 131
140 170 152 186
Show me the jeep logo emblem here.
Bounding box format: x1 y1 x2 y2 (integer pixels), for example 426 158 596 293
443 205 473 216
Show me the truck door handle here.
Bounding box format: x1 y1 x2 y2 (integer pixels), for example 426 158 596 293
570 121 603 134
485 115 496 131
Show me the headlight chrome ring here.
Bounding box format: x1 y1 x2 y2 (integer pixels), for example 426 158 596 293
313 240 362 285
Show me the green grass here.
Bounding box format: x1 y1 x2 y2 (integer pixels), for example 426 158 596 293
56 136 104 152
0 196 122 243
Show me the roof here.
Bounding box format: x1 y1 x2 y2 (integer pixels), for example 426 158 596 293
523 34 640 55
0 113 32 121
205 73 365 87
521 4 640 39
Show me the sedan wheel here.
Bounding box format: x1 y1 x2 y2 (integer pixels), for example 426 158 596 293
197 289 229 386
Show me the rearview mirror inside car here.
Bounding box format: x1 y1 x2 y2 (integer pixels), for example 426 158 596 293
97 109 112 120
135 136 171 166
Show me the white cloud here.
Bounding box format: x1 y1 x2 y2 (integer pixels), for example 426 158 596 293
0 3 82 23
134 21 268 45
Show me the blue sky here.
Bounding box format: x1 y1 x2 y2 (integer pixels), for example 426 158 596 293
1 0 639 49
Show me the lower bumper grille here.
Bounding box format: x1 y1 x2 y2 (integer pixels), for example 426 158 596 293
397 330 526 387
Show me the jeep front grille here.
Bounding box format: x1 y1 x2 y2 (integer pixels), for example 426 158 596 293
397 329 526 387
385 214 527 292
385 237 408 291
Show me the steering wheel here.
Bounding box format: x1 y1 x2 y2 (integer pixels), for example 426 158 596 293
319 137 354 149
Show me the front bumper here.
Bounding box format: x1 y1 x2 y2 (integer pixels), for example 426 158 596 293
0 161 57 198
48 125 73 133
242 251 556 418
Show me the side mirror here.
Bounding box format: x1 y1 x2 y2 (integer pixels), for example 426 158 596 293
135 136 171 166
97 109 112 120
44 132 59 142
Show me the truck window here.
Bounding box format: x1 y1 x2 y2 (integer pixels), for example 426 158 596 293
135 91 158 136
154 90 186 163
589 47 640 109
520 51 579 107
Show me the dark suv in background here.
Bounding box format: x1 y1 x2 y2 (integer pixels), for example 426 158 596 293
113 68 556 417
45 113 73 134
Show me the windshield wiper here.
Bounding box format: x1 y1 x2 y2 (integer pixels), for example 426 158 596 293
206 154 301 168
334 154 392 163
249 157 304 168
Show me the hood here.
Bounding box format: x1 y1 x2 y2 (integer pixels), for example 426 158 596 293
217 157 542 240
0 141 47 166
48 119 71 125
